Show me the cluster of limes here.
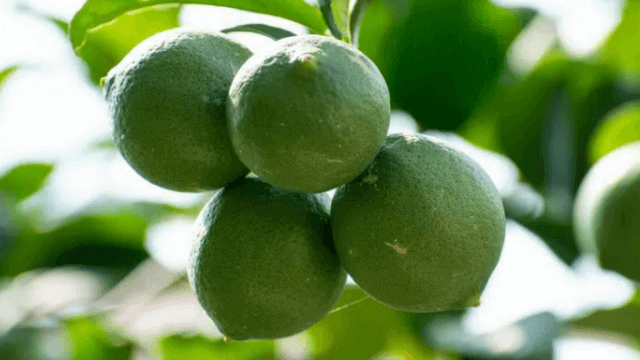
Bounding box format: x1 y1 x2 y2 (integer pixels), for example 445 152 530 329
105 28 506 340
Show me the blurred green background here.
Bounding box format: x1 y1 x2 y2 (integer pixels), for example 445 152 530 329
1 0 640 359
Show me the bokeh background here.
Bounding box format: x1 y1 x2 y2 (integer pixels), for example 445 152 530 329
1 0 640 359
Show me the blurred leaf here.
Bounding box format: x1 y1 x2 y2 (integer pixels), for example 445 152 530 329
458 101 505 154
518 213 579 266
0 66 19 95
416 312 559 360
318 0 350 41
0 326 69 360
70 0 326 53
0 214 148 277
495 57 572 189
0 197 16 262
570 302 640 342
487 56 635 193
0 163 53 202
348 0 371 47
221 23 297 40
502 183 545 222
603 1 640 73
66 317 133 360
161 335 275 360
362 0 522 131
83 200 203 223
91 139 117 150
588 101 640 163
75 5 180 85
308 286 438 360
49 18 69 34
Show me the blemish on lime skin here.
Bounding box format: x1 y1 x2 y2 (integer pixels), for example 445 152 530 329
384 242 407 254
295 54 318 72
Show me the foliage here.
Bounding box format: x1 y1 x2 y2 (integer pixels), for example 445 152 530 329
69 0 326 54
161 335 275 359
2 0 640 358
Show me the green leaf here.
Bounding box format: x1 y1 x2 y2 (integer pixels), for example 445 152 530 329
91 138 117 150
0 66 19 94
364 0 522 132
75 5 181 85
66 317 133 360
0 214 148 277
161 335 275 360
0 163 53 202
0 326 69 360
308 286 438 360
348 0 371 46
603 1 640 73
222 23 298 40
69 0 326 53
483 56 621 192
570 302 640 341
318 0 350 41
86 200 204 223
502 183 545 222
588 101 640 164
419 312 559 359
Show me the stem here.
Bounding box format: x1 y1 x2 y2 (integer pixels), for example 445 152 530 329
349 0 372 48
318 0 345 40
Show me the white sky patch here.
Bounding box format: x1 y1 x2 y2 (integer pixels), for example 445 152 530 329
145 217 196 272
462 221 635 335
507 15 557 76
388 110 420 135
493 0 624 58
0 66 111 174
555 335 640 360
0 2 75 69
180 5 308 54
21 150 206 231
10 0 86 22
0 2 110 174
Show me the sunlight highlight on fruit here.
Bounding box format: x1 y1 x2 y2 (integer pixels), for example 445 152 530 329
574 141 640 281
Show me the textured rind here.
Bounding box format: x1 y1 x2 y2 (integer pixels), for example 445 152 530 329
593 170 640 281
330 133 506 313
188 177 347 340
105 28 252 192
227 34 390 193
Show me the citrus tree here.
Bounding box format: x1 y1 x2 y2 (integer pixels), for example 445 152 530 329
1 0 640 359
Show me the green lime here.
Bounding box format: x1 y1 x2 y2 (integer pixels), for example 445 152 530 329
330 133 506 312
227 35 390 193
574 141 640 281
104 28 252 192
188 177 347 340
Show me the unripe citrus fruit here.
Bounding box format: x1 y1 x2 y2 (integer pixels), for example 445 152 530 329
227 35 390 193
330 133 506 312
104 28 252 192
188 177 347 340
574 141 640 281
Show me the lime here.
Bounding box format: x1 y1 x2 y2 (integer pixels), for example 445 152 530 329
105 28 252 192
188 177 347 340
227 35 390 193
574 141 640 281
330 133 506 312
